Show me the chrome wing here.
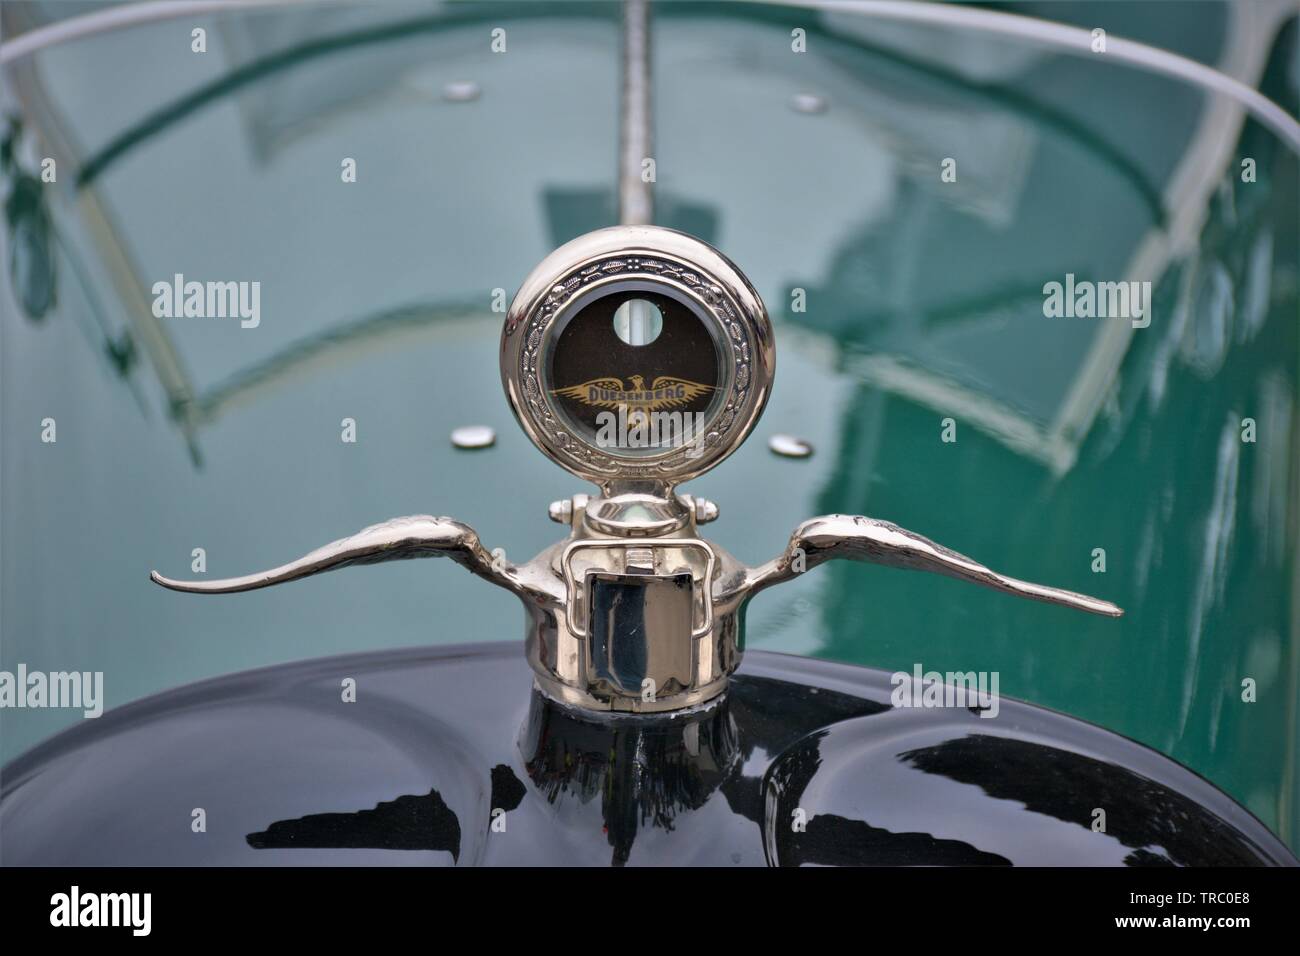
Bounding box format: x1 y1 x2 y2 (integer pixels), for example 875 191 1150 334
739 514 1121 617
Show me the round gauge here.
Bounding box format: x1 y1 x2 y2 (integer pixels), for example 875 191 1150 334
502 226 773 487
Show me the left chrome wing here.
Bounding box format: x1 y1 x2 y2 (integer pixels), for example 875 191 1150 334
150 515 531 598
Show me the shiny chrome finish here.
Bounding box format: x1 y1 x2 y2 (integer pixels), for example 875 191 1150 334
760 0 1300 153
153 225 1121 712
739 514 1123 618
0 0 297 67
501 224 775 492
149 515 542 601
618 0 653 226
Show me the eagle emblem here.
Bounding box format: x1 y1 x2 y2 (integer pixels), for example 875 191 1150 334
551 374 714 411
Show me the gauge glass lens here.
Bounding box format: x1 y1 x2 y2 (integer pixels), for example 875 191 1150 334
544 286 725 459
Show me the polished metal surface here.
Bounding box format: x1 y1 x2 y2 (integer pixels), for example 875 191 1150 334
150 515 538 599
501 225 775 492
742 514 1124 617
618 0 654 226
762 0 1300 152
153 224 1121 711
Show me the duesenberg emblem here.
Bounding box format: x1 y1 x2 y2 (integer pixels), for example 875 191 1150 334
550 374 714 410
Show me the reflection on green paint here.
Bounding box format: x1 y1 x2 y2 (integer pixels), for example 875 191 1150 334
1 1 1296 853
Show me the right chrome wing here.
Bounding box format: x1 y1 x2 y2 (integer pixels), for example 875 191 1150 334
737 514 1122 618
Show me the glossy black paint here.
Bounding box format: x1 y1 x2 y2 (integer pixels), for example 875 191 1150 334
1 643 1292 866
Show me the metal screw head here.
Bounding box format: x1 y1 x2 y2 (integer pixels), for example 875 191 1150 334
694 498 719 524
548 499 573 524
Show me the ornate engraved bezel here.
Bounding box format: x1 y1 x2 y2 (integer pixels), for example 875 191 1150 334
502 226 773 488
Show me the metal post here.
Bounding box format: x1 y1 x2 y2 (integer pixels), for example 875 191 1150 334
618 0 653 226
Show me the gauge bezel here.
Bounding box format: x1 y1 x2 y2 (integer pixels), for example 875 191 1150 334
501 226 774 487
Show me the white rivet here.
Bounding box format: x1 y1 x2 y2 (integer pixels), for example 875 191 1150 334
451 425 496 449
768 434 813 458
790 93 827 115
443 80 481 103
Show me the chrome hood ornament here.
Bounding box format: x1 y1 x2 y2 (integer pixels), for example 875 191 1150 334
153 223 1121 713
151 0 1118 713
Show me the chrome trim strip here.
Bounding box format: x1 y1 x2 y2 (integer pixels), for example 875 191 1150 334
765 0 1300 153
10 0 1292 154
0 0 301 66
